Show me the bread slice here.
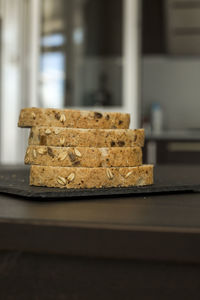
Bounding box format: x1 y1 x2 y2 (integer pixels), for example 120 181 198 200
30 165 153 189
25 145 142 168
29 127 145 148
18 108 130 129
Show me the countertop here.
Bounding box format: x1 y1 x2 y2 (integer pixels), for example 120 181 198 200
1 165 200 263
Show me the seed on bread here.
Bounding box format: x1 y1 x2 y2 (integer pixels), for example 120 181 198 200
54 128 60 135
67 173 75 182
106 169 114 179
33 149 37 158
38 148 47 155
57 176 66 185
60 114 66 123
58 152 68 161
68 152 76 162
31 112 36 119
74 148 82 157
45 129 51 135
60 137 65 145
137 177 145 186
47 147 54 158
125 171 133 178
54 112 60 120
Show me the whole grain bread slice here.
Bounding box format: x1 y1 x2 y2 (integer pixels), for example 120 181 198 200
18 108 130 129
30 165 153 189
25 145 142 167
29 127 145 148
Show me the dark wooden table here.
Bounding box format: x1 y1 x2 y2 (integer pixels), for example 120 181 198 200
1 165 200 299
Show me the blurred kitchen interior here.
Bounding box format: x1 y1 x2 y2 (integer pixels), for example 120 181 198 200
1 0 200 165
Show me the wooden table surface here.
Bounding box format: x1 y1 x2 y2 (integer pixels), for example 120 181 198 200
1 165 200 299
1 165 200 263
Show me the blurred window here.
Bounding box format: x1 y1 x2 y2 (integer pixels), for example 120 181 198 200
41 33 65 48
40 0 123 108
40 51 65 108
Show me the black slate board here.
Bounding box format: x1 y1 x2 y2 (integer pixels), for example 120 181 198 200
0 167 200 199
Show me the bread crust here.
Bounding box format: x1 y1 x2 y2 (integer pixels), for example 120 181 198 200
30 165 153 189
25 145 142 167
29 127 145 148
18 108 130 129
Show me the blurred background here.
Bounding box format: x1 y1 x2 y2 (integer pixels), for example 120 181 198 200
1 0 200 165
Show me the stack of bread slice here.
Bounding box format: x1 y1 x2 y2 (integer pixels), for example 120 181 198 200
18 108 153 189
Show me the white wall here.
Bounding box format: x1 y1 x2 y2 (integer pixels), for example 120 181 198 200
142 56 200 130
0 0 24 164
0 0 40 165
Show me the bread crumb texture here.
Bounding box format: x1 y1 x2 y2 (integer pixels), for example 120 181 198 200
29 127 145 148
30 165 153 189
18 107 130 129
25 145 142 167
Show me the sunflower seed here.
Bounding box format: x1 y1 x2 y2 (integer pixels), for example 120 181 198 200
106 169 114 179
54 112 60 120
47 147 54 158
31 112 36 119
45 129 51 135
33 149 37 158
74 148 82 157
60 114 66 123
54 128 60 135
68 152 76 162
125 171 133 178
67 173 75 182
57 176 66 185
60 137 65 145
58 152 68 161
137 177 144 186
38 148 47 155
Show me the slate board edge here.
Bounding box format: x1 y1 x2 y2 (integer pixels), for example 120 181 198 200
0 184 199 199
